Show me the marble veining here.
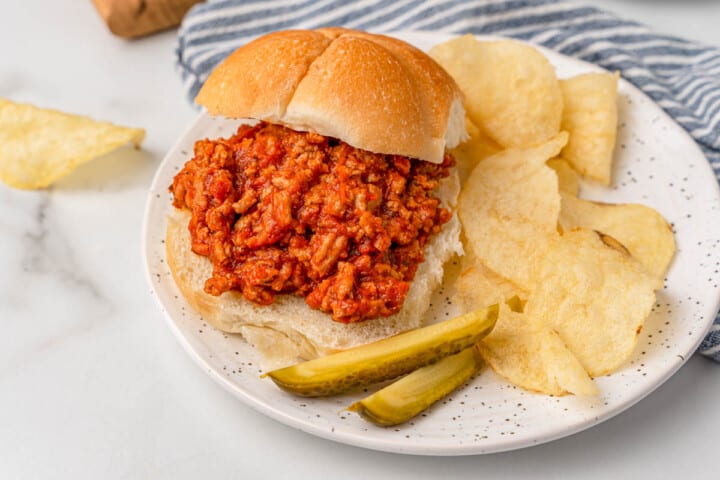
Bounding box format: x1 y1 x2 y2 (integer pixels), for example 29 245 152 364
10 190 107 306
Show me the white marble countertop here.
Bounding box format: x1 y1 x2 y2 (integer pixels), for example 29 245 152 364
2 1 719 478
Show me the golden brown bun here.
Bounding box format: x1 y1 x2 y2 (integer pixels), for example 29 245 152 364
166 172 463 368
195 28 467 164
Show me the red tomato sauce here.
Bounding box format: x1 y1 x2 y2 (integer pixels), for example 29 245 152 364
171 122 453 323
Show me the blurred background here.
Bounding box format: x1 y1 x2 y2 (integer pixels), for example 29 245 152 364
587 0 720 45
86 1 720 45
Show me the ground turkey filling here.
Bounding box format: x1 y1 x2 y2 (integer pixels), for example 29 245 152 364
170 122 454 323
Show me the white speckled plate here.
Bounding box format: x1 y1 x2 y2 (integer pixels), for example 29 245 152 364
142 32 720 455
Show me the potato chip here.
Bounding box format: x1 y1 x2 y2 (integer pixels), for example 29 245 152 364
528 228 657 377
477 304 599 396
455 251 527 313
463 114 482 140
430 35 563 148
458 133 567 289
547 157 580 196
559 72 619 185
0 98 145 189
450 126 502 185
461 132 568 228
455 255 596 396
558 193 675 285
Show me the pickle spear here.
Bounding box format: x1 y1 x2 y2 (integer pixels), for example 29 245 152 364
264 304 499 397
348 346 483 426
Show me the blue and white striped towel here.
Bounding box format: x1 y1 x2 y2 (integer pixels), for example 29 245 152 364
175 0 720 361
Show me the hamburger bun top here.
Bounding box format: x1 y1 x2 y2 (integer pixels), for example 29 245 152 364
195 28 467 164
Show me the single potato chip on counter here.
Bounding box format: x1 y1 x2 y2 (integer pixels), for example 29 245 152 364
477 304 599 396
559 72 619 185
558 193 676 286
458 132 567 289
430 35 563 149
528 228 657 377
547 157 580 196
0 98 145 189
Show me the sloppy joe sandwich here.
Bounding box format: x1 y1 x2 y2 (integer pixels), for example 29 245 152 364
166 28 467 366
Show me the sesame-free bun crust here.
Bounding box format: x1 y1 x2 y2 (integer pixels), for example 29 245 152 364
195 28 467 164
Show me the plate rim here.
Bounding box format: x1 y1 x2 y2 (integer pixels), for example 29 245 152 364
141 30 720 456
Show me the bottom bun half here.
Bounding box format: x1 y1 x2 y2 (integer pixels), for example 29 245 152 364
166 172 463 368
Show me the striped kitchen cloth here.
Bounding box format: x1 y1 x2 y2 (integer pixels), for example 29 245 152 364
175 0 720 361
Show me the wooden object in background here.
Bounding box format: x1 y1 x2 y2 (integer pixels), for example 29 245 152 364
92 0 203 38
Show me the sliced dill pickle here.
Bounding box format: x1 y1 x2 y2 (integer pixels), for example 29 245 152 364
348 346 483 426
264 304 498 397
